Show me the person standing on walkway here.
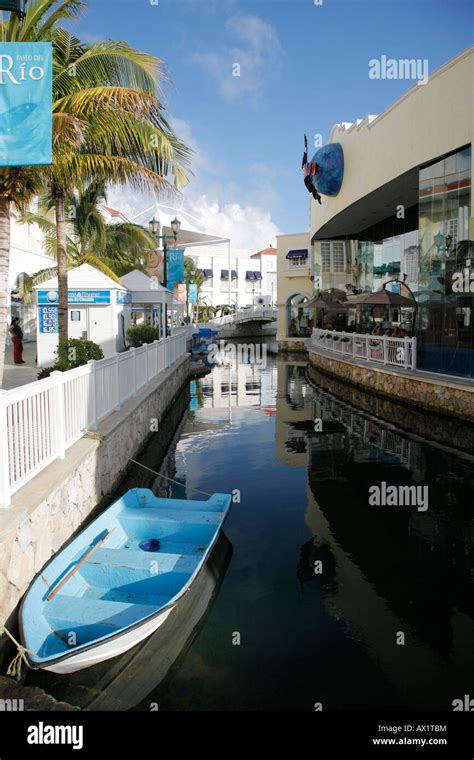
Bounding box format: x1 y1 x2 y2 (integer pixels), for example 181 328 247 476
9 317 25 364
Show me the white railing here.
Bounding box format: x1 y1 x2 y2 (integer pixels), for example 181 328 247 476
309 328 417 370
0 333 187 508
233 307 277 324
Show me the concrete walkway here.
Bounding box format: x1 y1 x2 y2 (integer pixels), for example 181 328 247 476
1 341 39 391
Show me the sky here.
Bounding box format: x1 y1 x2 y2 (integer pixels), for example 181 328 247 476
70 0 473 250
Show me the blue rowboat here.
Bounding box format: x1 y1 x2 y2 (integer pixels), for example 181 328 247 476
20 489 232 674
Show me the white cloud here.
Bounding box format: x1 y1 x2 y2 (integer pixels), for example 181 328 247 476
107 116 280 251
193 13 284 101
182 195 279 250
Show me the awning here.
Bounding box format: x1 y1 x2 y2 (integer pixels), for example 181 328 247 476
221 269 229 279
246 271 255 280
253 271 262 280
286 249 308 259
202 269 213 278
231 270 238 279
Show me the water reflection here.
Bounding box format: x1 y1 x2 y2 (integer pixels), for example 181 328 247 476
25 344 474 710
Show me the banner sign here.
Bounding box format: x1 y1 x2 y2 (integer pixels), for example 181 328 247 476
0 42 53 166
38 305 58 334
116 290 132 304
37 289 111 305
188 283 198 305
145 248 163 284
167 248 185 293
174 282 187 305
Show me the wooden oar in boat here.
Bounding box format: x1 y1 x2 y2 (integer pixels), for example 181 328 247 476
47 529 114 602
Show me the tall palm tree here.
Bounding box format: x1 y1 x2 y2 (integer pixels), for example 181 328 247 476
20 182 157 284
49 27 191 340
0 0 83 385
0 1 192 384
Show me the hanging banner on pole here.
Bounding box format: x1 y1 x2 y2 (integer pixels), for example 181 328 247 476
146 248 164 284
0 42 53 166
167 248 185 293
188 283 198 304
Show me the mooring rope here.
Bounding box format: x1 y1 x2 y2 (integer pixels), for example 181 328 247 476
128 458 214 498
0 624 34 680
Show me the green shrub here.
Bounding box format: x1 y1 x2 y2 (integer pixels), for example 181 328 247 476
55 338 104 371
127 324 160 348
37 366 57 380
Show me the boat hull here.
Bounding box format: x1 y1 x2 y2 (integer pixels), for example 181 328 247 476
20 489 232 673
43 606 174 674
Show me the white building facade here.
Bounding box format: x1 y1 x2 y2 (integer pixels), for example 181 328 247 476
185 244 277 309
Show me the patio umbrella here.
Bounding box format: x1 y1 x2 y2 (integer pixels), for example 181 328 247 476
344 289 414 306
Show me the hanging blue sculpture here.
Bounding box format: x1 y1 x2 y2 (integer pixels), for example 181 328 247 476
302 136 344 203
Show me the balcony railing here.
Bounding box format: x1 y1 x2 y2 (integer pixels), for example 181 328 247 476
308 328 417 370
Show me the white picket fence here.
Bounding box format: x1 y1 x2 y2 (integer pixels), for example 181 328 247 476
309 328 417 370
0 333 187 508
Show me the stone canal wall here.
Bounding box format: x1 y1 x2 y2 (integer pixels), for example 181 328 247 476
307 362 474 454
308 348 474 423
0 355 190 665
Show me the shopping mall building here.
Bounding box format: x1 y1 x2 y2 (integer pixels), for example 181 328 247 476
279 46 473 420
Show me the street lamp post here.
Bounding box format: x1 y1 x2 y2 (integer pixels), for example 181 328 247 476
0 1 27 20
383 276 418 337
148 215 181 337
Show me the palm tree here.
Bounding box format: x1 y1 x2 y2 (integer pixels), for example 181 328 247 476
20 182 157 285
48 27 191 340
0 1 192 383
184 256 205 321
0 0 82 385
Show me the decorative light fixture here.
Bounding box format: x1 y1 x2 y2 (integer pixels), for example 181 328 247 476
434 231 445 252
0 0 27 20
170 216 181 240
148 217 160 238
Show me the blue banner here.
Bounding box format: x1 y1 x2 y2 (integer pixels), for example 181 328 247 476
0 42 52 166
188 283 198 304
167 248 185 293
116 290 132 304
39 305 58 334
37 289 111 305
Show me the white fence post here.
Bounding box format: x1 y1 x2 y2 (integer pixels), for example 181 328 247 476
50 371 66 459
0 390 11 508
114 354 121 410
383 336 388 365
131 347 137 395
87 360 97 431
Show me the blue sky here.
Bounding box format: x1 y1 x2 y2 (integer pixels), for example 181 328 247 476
71 0 472 248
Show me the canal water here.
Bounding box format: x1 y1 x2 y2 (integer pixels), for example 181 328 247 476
28 341 474 711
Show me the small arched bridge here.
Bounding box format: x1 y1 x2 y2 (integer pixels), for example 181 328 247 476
200 306 277 337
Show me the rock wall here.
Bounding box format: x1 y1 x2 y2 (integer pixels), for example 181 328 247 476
308 348 474 423
307 362 474 454
278 340 308 353
0 356 190 666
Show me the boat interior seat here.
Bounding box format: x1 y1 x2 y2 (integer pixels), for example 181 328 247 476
45 594 165 646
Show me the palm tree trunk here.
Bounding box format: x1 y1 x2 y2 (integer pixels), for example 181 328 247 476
0 197 11 388
54 193 68 342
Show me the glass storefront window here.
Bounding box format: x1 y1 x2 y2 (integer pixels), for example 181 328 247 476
417 146 473 378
